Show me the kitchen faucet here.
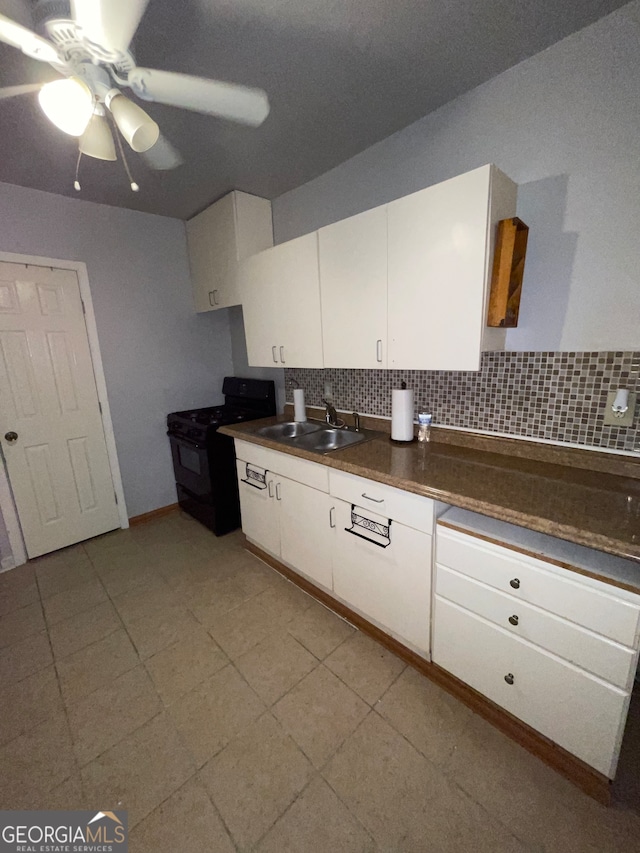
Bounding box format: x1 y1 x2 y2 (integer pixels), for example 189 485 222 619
322 398 340 427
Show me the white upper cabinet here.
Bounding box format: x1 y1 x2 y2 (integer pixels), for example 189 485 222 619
186 191 273 313
387 165 516 370
239 232 324 368
319 206 388 368
237 164 516 370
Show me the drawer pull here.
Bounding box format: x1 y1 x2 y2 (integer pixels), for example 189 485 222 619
508 615 519 626
504 673 515 685
361 492 384 503
509 578 520 589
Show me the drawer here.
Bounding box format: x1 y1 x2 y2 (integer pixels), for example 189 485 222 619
437 527 640 648
235 439 329 492
436 565 637 690
433 596 629 778
329 469 434 533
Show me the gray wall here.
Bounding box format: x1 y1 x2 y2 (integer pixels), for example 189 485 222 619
0 182 233 517
272 1 640 353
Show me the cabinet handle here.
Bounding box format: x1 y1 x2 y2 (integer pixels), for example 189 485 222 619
361 492 384 503
376 339 383 363
504 673 515 685
275 482 281 501
329 506 336 528
508 615 519 626
208 291 215 307
510 578 520 589
213 289 220 305
280 346 285 363
272 346 278 363
268 480 274 498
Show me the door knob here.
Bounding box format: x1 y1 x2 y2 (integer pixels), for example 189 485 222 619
508 615 519 626
4 431 18 443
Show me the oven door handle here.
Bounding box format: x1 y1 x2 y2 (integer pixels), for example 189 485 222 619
166 431 206 451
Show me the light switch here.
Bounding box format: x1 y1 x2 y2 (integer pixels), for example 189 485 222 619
323 381 333 402
603 391 637 427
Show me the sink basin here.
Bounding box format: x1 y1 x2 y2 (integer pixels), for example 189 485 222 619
294 428 367 453
256 421 323 440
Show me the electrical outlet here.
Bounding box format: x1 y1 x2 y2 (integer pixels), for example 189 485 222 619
603 391 637 427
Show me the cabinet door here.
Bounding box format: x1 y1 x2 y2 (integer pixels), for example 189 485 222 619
236 460 280 556
387 165 491 370
319 207 387 368
203 193 237 309
279 476 334 591
332 499 432 656
186 205 219 313
275 232 324 368
239 232 324 368
237 247 283 367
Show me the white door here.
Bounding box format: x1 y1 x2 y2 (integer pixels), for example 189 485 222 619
387 165 491 370
319 206 388 368
279 476 334 591
0 262 120 558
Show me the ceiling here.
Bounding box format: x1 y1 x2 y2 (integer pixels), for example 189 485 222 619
0 0 628 219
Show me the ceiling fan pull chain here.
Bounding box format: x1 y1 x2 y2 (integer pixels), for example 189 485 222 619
74 150 82 192
112 117 140 192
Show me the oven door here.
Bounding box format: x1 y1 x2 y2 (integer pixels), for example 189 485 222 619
167 432 212 500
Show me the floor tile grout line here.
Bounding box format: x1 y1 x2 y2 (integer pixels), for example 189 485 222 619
36 574 86 798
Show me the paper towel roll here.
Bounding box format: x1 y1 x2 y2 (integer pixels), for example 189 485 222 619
391 388 414 441
293 388 307 422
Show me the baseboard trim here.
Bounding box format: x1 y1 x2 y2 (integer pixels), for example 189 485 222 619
129 503 179 526
245 538 612 806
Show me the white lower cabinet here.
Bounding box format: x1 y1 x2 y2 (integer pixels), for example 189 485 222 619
433 596 628 778
235 444 437 658
235 456 333 592
332 498 432 655
434 510 640 778
279 477 333 590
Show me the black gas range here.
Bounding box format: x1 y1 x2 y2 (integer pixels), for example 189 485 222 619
167 377 276 535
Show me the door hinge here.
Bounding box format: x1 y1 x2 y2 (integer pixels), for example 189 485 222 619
81 299 86 315
98 401 102 414
114 491 118 504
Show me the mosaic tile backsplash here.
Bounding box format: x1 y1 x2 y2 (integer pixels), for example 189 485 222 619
285 352 640 453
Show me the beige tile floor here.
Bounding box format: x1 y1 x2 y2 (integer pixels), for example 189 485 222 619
1 510 640 852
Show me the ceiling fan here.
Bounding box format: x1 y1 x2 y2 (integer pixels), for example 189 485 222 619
0 0 270 191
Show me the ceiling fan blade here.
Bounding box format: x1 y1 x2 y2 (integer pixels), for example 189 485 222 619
71 0 149 55
0 13 59 63
141 134 183 171
0 83 41 100
128 68 270 127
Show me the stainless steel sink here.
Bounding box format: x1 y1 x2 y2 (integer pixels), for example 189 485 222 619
293 428 368 453
256 421 323 440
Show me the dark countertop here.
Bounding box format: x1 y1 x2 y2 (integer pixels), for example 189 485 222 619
220 417 640 567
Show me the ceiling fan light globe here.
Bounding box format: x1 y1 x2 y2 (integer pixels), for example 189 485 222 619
38 78 93 137
79 114 117 161
108 93 159 153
